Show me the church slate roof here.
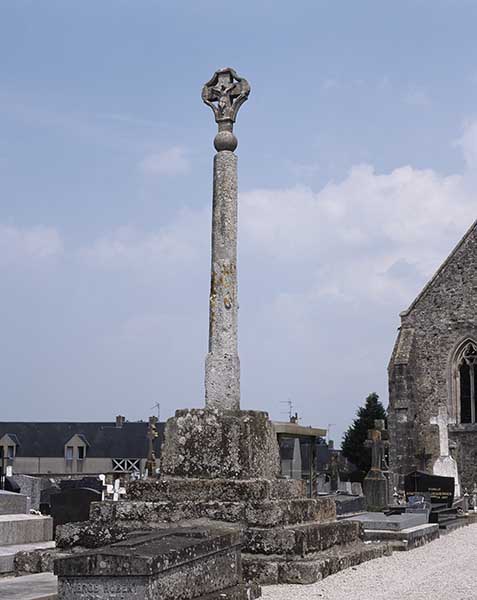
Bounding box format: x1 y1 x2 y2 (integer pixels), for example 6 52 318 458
0 421 164 458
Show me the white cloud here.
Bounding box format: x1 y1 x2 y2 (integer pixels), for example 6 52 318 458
79 208 208 274
0 224 63 267
139 146 189 176
240 163 472 306
455 119 477 169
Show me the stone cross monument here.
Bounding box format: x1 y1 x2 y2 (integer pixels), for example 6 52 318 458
430 405 460 497
201 68 250 411
159 69 278 480
363 425 389 510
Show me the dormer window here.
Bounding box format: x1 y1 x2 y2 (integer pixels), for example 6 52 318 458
66 446 74 460
78 446 85 460
0 434 19 462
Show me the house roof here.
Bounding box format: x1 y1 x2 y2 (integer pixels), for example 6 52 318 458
0 421 164 459
401 218 477 317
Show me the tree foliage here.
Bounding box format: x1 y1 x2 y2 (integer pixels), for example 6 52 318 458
341 393 387 481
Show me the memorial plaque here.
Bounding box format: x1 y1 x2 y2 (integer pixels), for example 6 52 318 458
404 470 454 507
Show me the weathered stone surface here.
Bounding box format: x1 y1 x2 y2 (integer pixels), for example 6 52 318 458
0 514 52 545
55 520 129 549
160 410 280 479
128 478 277 503
89 497 335 530
12 475 43 511
244 498 335 527
242 541 392 585
363 470 388 512
0 490 30 515
0 541 55 575
202 68 250 411
244 520 362 555
55 527 256 600
14 545 68 575
334 493 367 515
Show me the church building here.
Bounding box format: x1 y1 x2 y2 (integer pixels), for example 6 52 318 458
388 219 477 492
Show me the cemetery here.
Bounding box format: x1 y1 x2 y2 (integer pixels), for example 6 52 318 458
2 60 477 600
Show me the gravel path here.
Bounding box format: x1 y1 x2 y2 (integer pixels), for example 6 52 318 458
262 524 477 600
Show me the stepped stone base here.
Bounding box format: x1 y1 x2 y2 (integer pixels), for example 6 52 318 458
242 541 392 585
128 477 305 503
54 409 389 586
0 491 30 515
0 514 53 546
90 495 335 529
244 520 361 554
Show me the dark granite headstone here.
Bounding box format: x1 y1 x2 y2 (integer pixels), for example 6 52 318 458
55 526 259 600
40 485 61 515
59 477 104 493
404 470 454 507
50 487 101 531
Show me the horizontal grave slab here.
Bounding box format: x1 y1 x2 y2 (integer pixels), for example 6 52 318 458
55 526 258 600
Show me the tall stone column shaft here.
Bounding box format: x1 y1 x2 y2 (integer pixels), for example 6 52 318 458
202 68 250 412
205 149 240 410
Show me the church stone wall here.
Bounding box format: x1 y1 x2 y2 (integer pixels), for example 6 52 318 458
388 224 477 490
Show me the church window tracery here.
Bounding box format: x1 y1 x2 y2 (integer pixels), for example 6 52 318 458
456 341 477 424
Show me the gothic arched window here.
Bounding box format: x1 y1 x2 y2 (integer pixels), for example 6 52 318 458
457 341 477 424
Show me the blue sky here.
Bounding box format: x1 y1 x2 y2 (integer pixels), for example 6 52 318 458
2 1 477 444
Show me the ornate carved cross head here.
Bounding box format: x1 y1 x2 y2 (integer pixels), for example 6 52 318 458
202 68 250 125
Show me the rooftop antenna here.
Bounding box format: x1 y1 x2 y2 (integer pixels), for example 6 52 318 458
280 399 293 422
151 402 161 421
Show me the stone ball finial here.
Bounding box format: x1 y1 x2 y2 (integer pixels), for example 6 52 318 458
214 130 238 152
202 67 250 151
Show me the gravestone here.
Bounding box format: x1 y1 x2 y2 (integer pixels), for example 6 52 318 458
55 526 258 600
316 473 330 494
59 478 104 493
363 426 389 511
338 481 353 494
404 470 454 507
50 488 101 531
329 453 340 492
39 485 60 515
430 406 460 497
290 437 302 479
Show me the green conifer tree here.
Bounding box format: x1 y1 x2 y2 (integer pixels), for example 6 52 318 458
341 393 387 481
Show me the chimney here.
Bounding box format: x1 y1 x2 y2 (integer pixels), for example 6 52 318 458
115 415 125 428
